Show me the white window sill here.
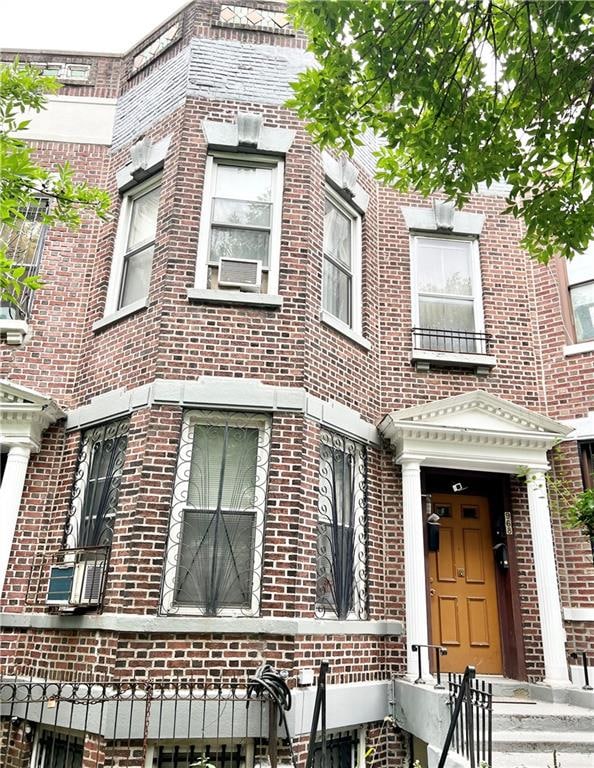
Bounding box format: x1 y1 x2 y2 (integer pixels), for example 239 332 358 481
0 319 29 345
564 340 594 357
320 310 371 350
92 297 148 332
411 348 497 374
187 288 283 308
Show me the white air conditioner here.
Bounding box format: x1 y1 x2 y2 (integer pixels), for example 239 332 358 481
218 258 262 292
46 556 106 608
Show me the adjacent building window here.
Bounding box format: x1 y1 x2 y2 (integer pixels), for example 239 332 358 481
0 200 48 321
580 441 594 490
322 188 362 331
46 419 129 609
162 412 270 617
105 175 161 315
411 235 487 354
196 155 284 295
316 429 368 620
567 244 594 343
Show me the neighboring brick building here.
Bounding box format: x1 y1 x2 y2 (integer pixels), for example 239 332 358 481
0 2 592 767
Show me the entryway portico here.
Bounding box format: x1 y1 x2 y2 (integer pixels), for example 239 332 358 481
379 390 573 686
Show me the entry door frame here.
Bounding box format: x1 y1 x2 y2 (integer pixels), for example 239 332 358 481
423 468 527 680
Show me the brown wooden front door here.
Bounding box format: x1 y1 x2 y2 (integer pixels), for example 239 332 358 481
428 493 503 674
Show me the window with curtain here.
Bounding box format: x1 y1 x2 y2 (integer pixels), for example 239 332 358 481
162 412 270 616
567 244 594 343
412 235 485 353
322 191 361 329
316 429 368 620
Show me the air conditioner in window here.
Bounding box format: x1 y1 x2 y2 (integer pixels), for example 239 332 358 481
46 555 106 609
218 257 262 292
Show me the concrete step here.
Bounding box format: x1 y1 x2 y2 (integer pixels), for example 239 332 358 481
492 730 594 753
492 751 594 768
477 676 531 700
492 700 594 732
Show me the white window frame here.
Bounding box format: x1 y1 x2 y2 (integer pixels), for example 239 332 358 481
195 153 284 296
103 173 162 317
566 243 594 345
410 233 485 341
321 185 363 335
161 411 271 617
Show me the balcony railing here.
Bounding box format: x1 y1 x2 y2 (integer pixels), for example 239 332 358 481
412 328 492 355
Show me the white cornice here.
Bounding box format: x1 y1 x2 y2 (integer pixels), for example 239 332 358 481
0 380 65 451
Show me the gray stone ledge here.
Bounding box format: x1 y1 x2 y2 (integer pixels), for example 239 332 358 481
92 297 148 332
65 377 380 445
187 288 283 308
0 612 403 637
402 205 485 236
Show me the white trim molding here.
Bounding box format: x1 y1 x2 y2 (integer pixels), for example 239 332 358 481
563 607 594 622
380 390 572 474
402 204 485 236
14 95 117 145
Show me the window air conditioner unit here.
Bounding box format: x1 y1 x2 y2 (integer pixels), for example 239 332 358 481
218 258 262 292
46 556 106 608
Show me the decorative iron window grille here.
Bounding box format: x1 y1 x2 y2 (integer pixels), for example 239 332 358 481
0 200 48 321
412 327 491 355
312 731 360 768
316 430 368 620
32 730 83 768
161 412 270 617
65 419 129 551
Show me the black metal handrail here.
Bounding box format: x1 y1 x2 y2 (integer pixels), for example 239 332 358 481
305 662 329 768
570 651 593 690
438 666 492 768
412 327 492 355
411 643 448 688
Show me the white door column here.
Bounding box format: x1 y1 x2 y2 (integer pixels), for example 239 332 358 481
401 459 431 680
0 444 32 594
526 469 570 685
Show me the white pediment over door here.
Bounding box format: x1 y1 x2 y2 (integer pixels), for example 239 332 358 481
379 390 573 474
0 379 64 451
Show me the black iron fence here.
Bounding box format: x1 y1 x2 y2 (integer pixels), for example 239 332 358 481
0 677 283 768
438 667 492 768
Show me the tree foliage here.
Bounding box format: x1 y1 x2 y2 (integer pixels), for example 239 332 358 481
0 61 110 312
288 0 594 263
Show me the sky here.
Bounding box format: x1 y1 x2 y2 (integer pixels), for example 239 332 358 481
0 0 190 54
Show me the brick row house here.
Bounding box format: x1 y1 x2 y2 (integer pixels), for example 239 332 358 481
0 2 592 767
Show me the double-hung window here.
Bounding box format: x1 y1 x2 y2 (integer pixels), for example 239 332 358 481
0 199 48 321
162 412 270 616
196 155 284 296
316 429 367 620
411 235 486 354
105 175 161 315
322 188 362 332
566 244 594 343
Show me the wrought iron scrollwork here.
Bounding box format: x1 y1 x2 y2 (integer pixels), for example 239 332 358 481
161 412 270 616
316 429 368 620
64 419 129 550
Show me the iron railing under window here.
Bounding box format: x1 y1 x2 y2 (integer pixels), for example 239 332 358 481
0 200 48 321
412 328 492 355
0 677 282 768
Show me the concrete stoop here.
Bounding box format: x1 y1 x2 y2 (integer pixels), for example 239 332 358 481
488 684 594 768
